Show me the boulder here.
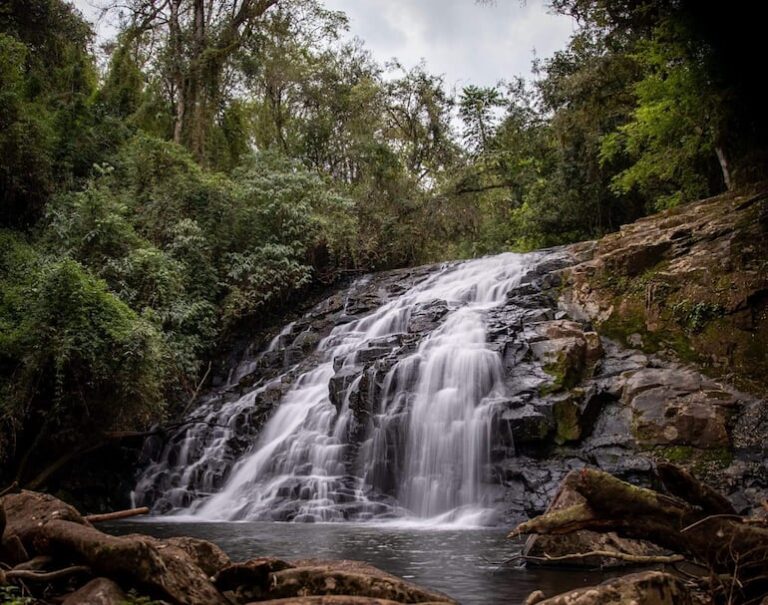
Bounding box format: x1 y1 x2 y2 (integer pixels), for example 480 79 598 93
530 571 692 605
622 369 739 447
214 557 294 601
2 491 228 605
527 320 603 393
499 403 552 445
2 490 88 538
163 536 232 577
266 560 457 604
62 578 128 605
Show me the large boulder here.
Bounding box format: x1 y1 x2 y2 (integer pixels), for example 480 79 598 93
621 368 740 447
62 578 128 605
527 320 603 393
266 560 457 604
163 536 232 577
528 571 693 605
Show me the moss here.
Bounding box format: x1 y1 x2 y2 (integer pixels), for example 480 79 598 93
553 397 581 444
652 445 733 474
541 347 585 396
671 300 726 334
599 297 700 364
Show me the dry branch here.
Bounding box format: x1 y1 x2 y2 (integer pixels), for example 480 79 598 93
84 507 150 523
515 550 686 566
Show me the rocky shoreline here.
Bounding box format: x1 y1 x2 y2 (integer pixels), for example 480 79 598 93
1 488 458 604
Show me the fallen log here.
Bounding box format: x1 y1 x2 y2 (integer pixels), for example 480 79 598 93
510 467 768 604
84 507 150 523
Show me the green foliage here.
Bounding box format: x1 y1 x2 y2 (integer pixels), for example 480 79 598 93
0 584 35 604
600 23 722 209
459 85 505 152
0 232 166 464
671 300 725 334
0 0 99 227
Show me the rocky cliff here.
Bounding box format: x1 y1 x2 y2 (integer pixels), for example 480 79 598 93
562 187 768 397
132 183 768 525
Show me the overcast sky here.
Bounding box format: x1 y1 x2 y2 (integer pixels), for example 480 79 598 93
72 0 574 89
324 0 574 89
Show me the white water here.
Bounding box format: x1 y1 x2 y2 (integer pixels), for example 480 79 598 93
135 253 534 525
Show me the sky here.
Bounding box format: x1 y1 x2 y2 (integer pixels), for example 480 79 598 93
71 0 575 89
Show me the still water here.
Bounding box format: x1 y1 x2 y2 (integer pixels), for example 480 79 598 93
109 520 612 605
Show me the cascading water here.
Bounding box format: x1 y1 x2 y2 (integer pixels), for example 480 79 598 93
134 252 546 525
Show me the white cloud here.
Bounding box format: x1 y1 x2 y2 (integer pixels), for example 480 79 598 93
324 0 575 89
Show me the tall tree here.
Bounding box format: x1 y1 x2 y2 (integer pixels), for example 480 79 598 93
113 0 282 163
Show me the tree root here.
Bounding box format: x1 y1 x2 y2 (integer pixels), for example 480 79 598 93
510 467 768 604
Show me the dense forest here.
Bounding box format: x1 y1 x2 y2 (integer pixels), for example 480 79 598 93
1 0 766 490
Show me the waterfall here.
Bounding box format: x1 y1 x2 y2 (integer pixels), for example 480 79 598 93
134 252 538 524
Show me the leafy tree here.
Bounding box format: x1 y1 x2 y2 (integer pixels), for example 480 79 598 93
459 85 505 152
0 0 97 227
0 232 166 484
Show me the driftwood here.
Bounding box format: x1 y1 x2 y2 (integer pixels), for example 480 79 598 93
510 467 768 604
506 549 686 566
84 506 150 523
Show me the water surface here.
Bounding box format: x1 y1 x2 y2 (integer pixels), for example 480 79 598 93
110 520 613 605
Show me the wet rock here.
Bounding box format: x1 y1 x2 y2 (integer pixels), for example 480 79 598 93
164 536 231 577
527 321 603 393
532 571 692 605
498 402 553 445
329 367 363 410
62 578 128 605
292 330 322 352
550 387 604 445
524 475 662 568
407 299 450 333
267 560 457 604
215 557 295 601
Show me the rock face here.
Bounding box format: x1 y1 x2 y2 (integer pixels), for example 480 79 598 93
623 368 738 447
561 188 768 398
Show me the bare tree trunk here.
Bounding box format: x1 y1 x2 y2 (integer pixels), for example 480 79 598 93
716 145 733 190
170 0 185 145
